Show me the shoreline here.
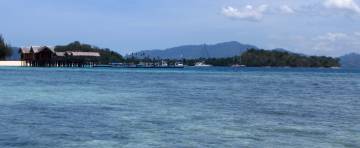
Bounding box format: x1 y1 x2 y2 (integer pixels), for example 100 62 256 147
0 64 347 69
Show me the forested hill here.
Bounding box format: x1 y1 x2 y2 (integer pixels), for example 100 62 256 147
55 41 124 64
240 49 340 67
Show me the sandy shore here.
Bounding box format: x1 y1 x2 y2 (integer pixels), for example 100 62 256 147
0 61 22 67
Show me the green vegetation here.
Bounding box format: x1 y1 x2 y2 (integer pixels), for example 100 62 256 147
240 49 340 67
53 42 342 67
204 57 241 67
0 34 340 68
55 41 124 64
0 35 12 60
144 48 340 67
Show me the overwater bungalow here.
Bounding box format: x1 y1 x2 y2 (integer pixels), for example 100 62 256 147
19 46 100 67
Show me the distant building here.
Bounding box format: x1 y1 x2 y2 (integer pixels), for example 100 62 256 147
19 46 100 67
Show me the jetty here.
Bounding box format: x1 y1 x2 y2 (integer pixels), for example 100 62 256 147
18 46 184 68
94 62 184 69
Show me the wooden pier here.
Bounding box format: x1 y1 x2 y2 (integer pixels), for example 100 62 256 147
20 46 100 67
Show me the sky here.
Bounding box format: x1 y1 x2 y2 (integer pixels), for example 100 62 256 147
0 0 359 57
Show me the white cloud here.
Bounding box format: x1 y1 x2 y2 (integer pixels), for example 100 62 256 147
280 5 295 14
221 4 296 21
222 5 268 21
324 0 360 14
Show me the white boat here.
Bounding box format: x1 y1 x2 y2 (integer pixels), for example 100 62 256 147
161 60 168 67
175 62 184 67
194 62 212 67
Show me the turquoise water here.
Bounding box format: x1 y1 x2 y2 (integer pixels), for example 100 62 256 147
0 67 359 148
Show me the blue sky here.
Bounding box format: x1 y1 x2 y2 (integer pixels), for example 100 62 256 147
1 0 359 56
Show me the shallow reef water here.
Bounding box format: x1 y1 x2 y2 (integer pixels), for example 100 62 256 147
0 67 359 147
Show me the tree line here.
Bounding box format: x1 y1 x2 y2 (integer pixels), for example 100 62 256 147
55 45 340 67
0 34 341 67
239 49 340 67
0 35 12 60
154 49 340 67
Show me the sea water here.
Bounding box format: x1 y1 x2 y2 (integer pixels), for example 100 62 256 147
0 67 359 148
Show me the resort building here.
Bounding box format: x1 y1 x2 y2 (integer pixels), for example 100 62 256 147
19 46 101 67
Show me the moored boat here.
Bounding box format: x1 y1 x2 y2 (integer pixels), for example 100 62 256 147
194 62 212 67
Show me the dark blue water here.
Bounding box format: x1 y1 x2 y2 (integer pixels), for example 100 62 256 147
0 67 359 147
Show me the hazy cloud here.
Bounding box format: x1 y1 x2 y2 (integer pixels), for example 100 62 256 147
315 32 348 41
280 5 295 14
324 0 360 14
222 5 268 21
271 32 360 56
310 32 360 55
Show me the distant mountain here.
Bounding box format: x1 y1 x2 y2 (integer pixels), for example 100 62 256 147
5 47 20 61
340 53 360 68
131 41 257 59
